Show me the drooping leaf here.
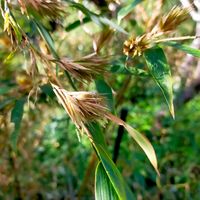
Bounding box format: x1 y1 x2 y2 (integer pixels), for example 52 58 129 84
95 79 114 111
117 0 143 24
106 113 159 175
10 98 26 149
163 42 200 58
144 47 174 118
95 162 119 200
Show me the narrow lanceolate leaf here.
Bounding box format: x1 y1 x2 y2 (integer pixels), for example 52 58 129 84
117 0 143 24
93 143 135 200
33 20 58 58
106 114 159 175
69 2 127 34
10 98 26 149
88 124 135 200
144 47 174 118
95 162 119 200
163 42 200 58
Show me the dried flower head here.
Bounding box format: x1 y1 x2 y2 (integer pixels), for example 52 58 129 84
55 55 108 82
154 6 189 34
123 34 151 57
18 0 64 18
123 6 190 57
52 84 108 129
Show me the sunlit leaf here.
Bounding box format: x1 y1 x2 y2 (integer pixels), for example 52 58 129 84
106 113 159 175
95 162 119 200
69 2 127 34
117 0 143 24
144 47 174 118
163 42 200 58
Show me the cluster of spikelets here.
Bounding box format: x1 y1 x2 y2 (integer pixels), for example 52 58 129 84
18 0 64 18
123 6 190 57
52 55 108 82
52 84 109 130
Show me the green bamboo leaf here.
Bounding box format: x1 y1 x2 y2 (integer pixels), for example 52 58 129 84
95 162 119 200
69 2 127 34
88 123 135 200
33 20 58 58
95 79 114 111
144 47 174 118
65 17 91 32
163 42 200 58
125 124 159 175
106 114 159 175
10 98 26 149
117 0 143 24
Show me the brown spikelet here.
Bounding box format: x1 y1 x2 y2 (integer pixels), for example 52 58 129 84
123 6 190 58
54 55 108 82
52 84 108 129
152 6 189 34
123 34 151 57
18 0 64 18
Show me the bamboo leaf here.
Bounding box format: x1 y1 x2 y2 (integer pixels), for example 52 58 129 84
10 98 26 149
69 2 127 34
117 0 143 24
88 124 135 200
106 114 159 175
33 20 58 58
95 162 119 200
65 17 91 32
163 42 200 58
93 143 135 200
144 47 174 118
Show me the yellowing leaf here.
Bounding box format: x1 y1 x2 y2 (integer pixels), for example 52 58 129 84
106 113 159 175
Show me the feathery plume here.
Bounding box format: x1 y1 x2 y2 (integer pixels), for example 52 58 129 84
123 6 190 57
52 84 108 129
54 55 108 82
18 0 64 18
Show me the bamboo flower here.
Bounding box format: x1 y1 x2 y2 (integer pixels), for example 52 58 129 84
52 83 159 174
55 55 108 82
123 6 190 57
52 84 108 129
18 0 64 18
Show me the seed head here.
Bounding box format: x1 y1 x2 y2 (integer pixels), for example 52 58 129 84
18 0 64 19
123 6 189 58
52 84 108 129
156 6 189 34
123 34 151 57
56 56 108 82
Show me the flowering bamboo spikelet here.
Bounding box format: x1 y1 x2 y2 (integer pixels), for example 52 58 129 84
123 6 189 57
154 6 189 34
123 34 152 57
56 56 108 82
18 0 64 18
52 84 159 174
52 84 108 129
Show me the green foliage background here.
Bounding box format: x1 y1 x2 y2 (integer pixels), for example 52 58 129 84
0 0 200 199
